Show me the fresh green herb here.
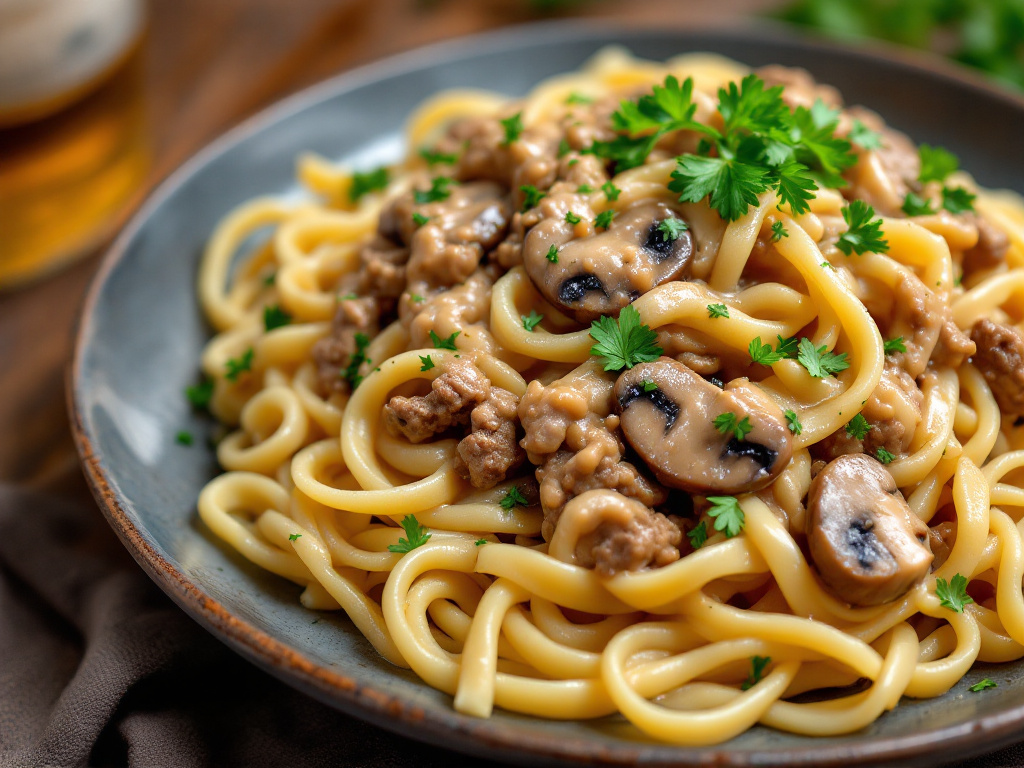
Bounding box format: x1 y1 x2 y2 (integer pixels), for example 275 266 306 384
594 209 615 229
748 336 786 366
263 304 292 332
707 303 730 319
565 211 582 225
901 191 936 217
411 294 424 303
821 260 835 269
775 335 799 358
175 431 194 446
706 495 745 538
657 217 688 241
602 181 622 201
386 515 432 554
522 310 544 332
785 409 803 435
641 378 658 393
225 348 254 381
714 412 753 440
565 92 593 105
185 378 214 410
848 120 883 150
741 656 772 690
419 355 434 372
576 184 593 194
262 272 276 286
919 144 959 183
475 539 488 546
413 176 455 204
845 413 872 440
770 220 789 242
955 274 963 288
942 186 977 214
936 573 974 613
797 337 850 378
589 305 663 371
500 111 524 145
349 167 389 202
687 521 708 549
342 333 371 388
970 678 997 692
419 148 458 166
884 336 907 355
520 184 547 211
836 200 889 255
545 244 559 263
341 293 359 300
288 533 302 542
876 447 896 464
430 330 460 350
500 486 529 511
557 138 571 158
412 212 430 227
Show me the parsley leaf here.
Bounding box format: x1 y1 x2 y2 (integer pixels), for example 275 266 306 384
522 310 544 332
520 184 547 211
749 336 785 366
884 337 907 355
475 538 488 546
546 244 559 263
414 176 455 204
671 154 769 223
657 217 688 241
687 520 708 549
565 211 581 225
576 183 593 194
419 355 434 371
641 378 658 393
412 212 430 227
785 409 802 435
876 447 896 464
845 413 871 440
225 348 254 381
500 486 529 511
970 679 997 692
558 138 571 158
770 220 789 242
288 533 302 542
706 495 745 538
902 191 936 217
185 378 214 410
262 271 276 286
501 112 524 145
919 144 958 183
707 303 729 319
566 92 593 105
342 333 371 388
419 147 458 166
849 120 883 150
797 337 850 378
175 430 194 446
775 335 799 359
263 304 291 332
601 181 622 201
935 573 973 613
714 412 753 440
386 515 431 554
741 656 771 690
349 167 389 202
942 186 976 214
836 200 889 255
594 209 615 229
430 330 460 350
589 305 663 371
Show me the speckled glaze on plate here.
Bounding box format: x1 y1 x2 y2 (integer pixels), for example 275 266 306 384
71 22 1024 767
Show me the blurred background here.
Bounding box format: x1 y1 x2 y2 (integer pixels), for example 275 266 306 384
1 0 1022 480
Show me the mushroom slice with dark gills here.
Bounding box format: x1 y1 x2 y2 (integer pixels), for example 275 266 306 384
807 454 933 607
613 358 793 495
523 202 694 323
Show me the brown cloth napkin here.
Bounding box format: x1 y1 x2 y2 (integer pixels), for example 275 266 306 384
0 480 1021 768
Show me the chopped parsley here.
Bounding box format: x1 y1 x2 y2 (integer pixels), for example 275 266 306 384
565 92 593 105
706 495 745 538
845 413 871 440
500 111 524 145
848 120 882 150
901 191 936 217
884 337 907 355
748 336 786 366
657 217 688 241
601 181 622 201
935 573 973 613
175 430 194 446
565 211 582 225
558 138 571 158
412 212 430 227
342 333 371 388
641 378 658 393
262 272 276 286
594 209 615 229
775 335 799 358
970 679 997 692
500 486 529 511
770 220 789 242
797 337 849 378
520 184 547 211
419 355 434 372
419 148 458 166
918 144 959 184
263 304 292 332
942 186 976 214
413 176 455 204
185 378 214 410
576 184 593 194
522 310 544 332
785 409 802 435
741 656 772 690
349 167 389 202
687 521 708 549
225 348 254 381
429 330 460 350
876 447 896 464
386 515 432 554
589 305 663 371
836 200 889 255
411 294 424 303
714 412 753 440
545 244 559 263
707 303 729 319
288 533 302 542
475 539 488 546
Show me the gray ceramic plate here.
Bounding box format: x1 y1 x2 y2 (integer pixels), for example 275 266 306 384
72 21 1024 767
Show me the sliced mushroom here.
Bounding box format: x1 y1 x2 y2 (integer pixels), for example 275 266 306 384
379 181 511 249
613 358 793 495
522 202 694 322
807 454 933 606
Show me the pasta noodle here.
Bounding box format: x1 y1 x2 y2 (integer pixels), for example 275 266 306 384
194 48 1024 744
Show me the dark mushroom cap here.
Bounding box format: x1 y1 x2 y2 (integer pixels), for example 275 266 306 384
523 202 693 323
613 358 793 495
807 454 933 607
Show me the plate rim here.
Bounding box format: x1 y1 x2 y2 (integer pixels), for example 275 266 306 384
69 19 1024 767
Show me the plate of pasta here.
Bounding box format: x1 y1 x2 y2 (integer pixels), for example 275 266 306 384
72 22 1024 767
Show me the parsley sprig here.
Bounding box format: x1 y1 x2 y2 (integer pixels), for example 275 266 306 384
687 521 708 549
343 333 371 388
522 310 544 332
741 656 772 690
936 573 973 613
429 330 460 350
500 486 529 511
225 348 254 381
413 176 455 204
263 304 292 331
706 495 745 538
714 412 752 440
845 413 871 440
797 337 850 378
836 200 889 255
589 305 663 371
349 167 389 202
387 515 432 554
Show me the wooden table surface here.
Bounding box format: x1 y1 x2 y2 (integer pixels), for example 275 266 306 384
0 0 773 488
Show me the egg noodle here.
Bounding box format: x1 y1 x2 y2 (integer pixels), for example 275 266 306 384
195 49 1024 744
